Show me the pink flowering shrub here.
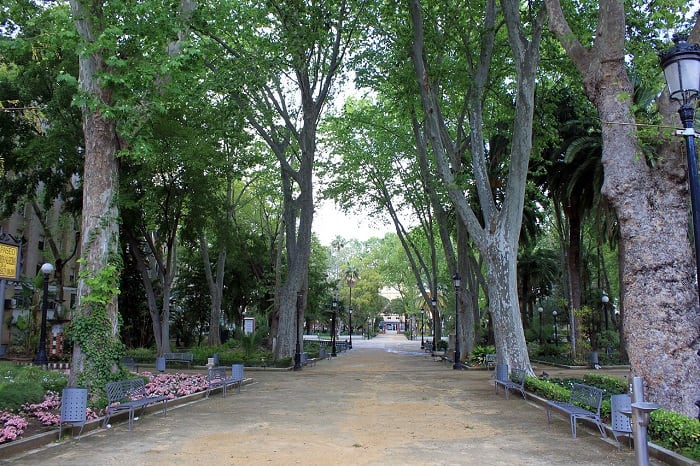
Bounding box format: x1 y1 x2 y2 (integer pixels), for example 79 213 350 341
0 412 28 443
0 372 211 445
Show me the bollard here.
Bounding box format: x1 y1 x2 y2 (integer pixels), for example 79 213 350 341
630 377 661 466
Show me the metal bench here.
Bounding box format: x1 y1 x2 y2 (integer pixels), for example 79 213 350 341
207 366 243 397
485 353 496 371
163 352 193 368
494 366 527 400
610 393 633 449
544 383 607 438
104 378 168 430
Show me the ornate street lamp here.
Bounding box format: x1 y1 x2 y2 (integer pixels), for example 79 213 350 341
602 291 610 331
331 294 338 357
552 310 559 347
294 290 303 371
420 307 425 349
452 273 461 369
538 306 543 343
347 276 355 349
348 307 353 349
660 34 700 308
33 263 54 367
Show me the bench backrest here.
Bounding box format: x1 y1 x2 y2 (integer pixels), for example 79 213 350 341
106 378 147 404
570 383 603 415
495 363 509 382
164 352 193 361
485 354 496 368
208 367 227 383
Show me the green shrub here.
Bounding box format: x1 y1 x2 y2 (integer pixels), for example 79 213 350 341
436 340 448 351
581 373 627 395
648 408 700 461
125 347 155 363
470 345 496 365
0 382 45 411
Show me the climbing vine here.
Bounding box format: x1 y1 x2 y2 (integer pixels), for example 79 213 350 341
66 259 124 395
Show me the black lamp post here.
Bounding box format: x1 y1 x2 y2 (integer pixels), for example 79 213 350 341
347 277 355 349
420 307 425 349
431 297 437 353
602 291 610 331
538 306 543 343
33 262 54 367
331 294 338 357
552 310 558 346
660 34 700 308
294 290 303 371
452 273 461 369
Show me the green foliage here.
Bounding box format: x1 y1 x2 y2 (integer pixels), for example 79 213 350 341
240 331 262 359
469 345 496 365
0 382 45 411
580 373 627 395
436 340 448 351
124 347 156 363
19 366 68 393
648 409 700 461
524 376 571 403
66 260 124 393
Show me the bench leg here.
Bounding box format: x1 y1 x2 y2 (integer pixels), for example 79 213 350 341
546 406 552 425
570 415 577 438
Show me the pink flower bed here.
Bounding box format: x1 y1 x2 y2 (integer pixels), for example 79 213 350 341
0 371 211 445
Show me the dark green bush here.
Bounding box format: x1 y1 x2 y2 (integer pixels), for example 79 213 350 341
0 382 45 411
470 345 496 365
436 340 448 351
581 373 627 395
648 408 700 461
125 347 155 363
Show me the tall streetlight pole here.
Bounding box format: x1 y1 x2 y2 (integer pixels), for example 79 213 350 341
33 263 54 367
552 310 559 347
602 291 610 331
294 290 303 371
331 294 338 357
347 277 355 349
420 307 425 349
431 297 437 353
660 34 700 309
348 307 353 349
452 273 461 369
538 307 543 344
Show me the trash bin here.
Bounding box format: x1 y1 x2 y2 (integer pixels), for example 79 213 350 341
60 387 88 440
156 356 166 372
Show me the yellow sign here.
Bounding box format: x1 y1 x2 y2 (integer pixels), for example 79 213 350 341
0 243 19 279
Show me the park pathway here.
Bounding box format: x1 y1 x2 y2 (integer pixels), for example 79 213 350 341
2 334 662 465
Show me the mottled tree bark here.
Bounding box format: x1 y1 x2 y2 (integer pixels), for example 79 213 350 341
545 0 700 416
68 0 120 387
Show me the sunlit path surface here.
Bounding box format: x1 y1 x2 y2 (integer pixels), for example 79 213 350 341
4 334 661 465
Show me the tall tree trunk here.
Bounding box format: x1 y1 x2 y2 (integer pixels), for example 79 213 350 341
409 0 544 372
546 0 700 416
67 0 121 387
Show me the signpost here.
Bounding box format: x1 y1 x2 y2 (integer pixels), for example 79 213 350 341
0 231 21 354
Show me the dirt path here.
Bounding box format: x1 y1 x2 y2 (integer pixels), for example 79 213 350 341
3 335 660 465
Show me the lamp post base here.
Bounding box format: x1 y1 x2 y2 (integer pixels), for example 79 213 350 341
453 350 461 370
